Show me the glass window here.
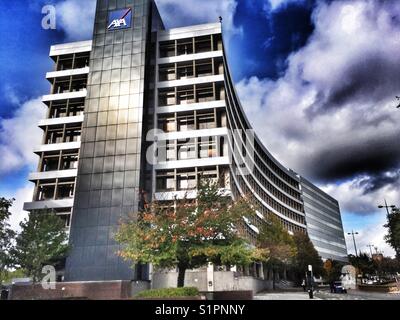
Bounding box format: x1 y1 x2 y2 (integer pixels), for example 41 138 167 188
177 172 196 190
46 126 63 144
49 102 67 118
37 183 55 201
56 180 75 199
156 171 175 191
159 40 175 58
158 88 176 107
158 116 176 132
57 55 73 71
199 137 217 158
195 59 213 77
177 114 195 131
177 86 194 105
196 84 214 102
195 36 212 53
178 139 196 160
197 112 216 129
159 64 175 81
74 52 90 69
158 141 175 162
61 154 79 170
177 62 194 80
41 154 59 171
64 125 81 142
177 38 193 56
68 100 85 116
53 77 70 94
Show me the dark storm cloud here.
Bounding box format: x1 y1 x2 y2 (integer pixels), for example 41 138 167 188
308 134 400 183
358 170 400 195
237 0 400 214
307 53 400 118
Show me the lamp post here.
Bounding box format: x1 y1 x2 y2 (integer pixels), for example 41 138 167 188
378 199 396 216
348 231 359 257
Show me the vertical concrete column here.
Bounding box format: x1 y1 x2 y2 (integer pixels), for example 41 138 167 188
259 263 264 279
252 263 257 278
207 263 214 292
244 265 250 276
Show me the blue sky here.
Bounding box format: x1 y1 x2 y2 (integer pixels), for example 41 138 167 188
0 0 399 256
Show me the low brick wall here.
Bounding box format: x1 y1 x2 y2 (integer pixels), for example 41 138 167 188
9 281 132 300
206 291 253 300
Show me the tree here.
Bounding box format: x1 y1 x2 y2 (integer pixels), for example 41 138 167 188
116 181 267 287
291 231 325 285
257 215 296 289
324 258 345 283
379 256 400 278
384 207 400 260
0 198 16 286
348 253 374 277
11 209 69 283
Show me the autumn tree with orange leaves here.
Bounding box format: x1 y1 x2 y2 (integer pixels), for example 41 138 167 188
115 180 267 287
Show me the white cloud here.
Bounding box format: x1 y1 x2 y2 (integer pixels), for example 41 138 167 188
321 174 400 215
266 0 305 11
56 0 97 41
343 212 396 258
5 185 33 232
53 0 240 42
0 97 46 173
156 0 243 42
156 0 241 41
236 0 400 188
3 85 22 106
234 1 400 255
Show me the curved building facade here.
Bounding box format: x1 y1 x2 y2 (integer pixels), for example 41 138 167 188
24 0 347 283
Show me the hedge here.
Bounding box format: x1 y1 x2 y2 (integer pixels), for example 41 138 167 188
135 287 199 298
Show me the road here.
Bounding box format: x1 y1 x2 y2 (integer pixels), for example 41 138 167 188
254 289 400 300
254 289 321 300
315 289 400 300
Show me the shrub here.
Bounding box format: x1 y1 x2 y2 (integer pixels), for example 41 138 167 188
135 287 199 298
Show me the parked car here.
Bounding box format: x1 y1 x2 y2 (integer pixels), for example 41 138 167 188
333 281 347 294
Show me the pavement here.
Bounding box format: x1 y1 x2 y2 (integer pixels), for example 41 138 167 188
315 289 400 300
254 290 321 300
254 289 400 300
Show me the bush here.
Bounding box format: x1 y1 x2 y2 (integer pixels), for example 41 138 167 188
135 287 199 298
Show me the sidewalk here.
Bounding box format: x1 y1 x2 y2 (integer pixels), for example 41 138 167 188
315 289 400 300
254 291 321 300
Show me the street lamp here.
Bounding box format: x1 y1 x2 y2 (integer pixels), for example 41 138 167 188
347 230 359 257
378 199 396 216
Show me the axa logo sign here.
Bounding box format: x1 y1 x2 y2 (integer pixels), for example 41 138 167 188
108 8 132 31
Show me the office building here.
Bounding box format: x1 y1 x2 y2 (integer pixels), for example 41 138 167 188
24 0 347 283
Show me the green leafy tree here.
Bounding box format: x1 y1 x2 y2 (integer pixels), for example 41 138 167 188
1 269 27 285
257 215 296 289
0 198 16 286
116 181 267 287
348 253 374 277
291 231 325 285
384 207 400 260
348 253 400 280
11 209 69 283
379 256 400 277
